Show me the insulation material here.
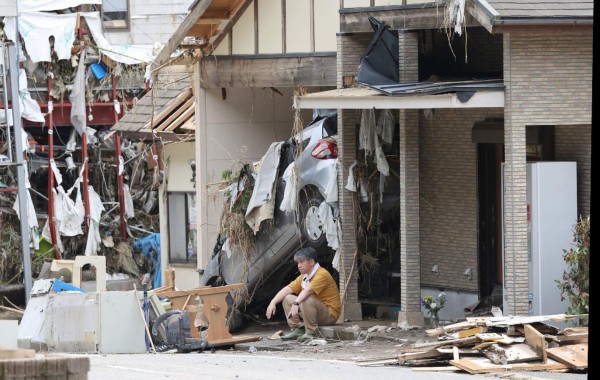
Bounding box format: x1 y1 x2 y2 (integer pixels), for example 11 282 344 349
18 0 101 12
3 12 77 62
245 142 282 233
82 12 155 64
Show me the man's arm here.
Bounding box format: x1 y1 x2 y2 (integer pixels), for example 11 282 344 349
266 286 293 319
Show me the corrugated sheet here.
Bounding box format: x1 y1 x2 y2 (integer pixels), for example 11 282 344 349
484 0 593 19
365 79 504 97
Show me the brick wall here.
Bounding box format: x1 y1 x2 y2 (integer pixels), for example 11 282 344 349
555 125 591 218
419 108 503 292
337 33 371 320
503 31 592 315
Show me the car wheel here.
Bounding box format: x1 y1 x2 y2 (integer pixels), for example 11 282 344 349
299 191 327 248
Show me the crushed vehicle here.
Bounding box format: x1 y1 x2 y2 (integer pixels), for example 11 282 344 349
200 111 401 331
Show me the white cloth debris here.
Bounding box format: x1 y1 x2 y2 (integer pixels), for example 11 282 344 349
331 250 340 272
82 12 155 64
324 159 338 203
123 184 135 219
375 145 389 177
345 161 369 202
3 12 77 62
69 49 86 136
377 109 395 145
12 189 38 229
50 159 63 185
449 0 466 36
18 69 45 123
318 202 339 251
279 162 297 213
54 186 84 237
85 185 105 256
359 109 377 154
19 0 101 12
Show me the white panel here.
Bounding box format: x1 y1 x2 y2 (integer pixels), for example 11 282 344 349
285 0 311 53
165 142 195 191
375 0 401 5
314 0 339 52
0 320 18 348
343 0 370 7
232 0 255 54
213 34 230 55
99 291 146 353
172 265 200 289
406 0 431 4
258 0 283 54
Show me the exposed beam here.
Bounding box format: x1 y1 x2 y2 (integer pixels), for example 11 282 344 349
466 0 494 33
205 0 254 55
199 54 336 88
294 88 504 109
154 0 213 66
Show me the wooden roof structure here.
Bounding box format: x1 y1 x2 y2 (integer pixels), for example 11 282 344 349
111 71 194 141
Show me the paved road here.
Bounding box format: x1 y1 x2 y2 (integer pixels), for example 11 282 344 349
88 351 588 380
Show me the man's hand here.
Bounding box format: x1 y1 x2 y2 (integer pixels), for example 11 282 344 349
266 302 276 319
287 303 300 319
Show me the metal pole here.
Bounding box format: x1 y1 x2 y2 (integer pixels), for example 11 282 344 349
46 64 60 259
1 42 13 162
112 74 127 239
7 43 32 302
82 131 90 231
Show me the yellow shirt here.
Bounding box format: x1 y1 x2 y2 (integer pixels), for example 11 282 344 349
289 267 341 320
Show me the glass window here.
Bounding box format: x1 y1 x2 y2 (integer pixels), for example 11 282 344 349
167 192 197 264
102 0 129 30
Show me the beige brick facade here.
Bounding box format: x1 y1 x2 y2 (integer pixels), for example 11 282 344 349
502 32 592 315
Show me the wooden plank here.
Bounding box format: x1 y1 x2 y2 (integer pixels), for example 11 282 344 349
411 366 460 372
400 336 479 353
179 117 196 131
199 55 336 88
458 326 486 338
0 348 36 360
163 103 195 132
486 314 583 327
450 358 569 374
426 321 478 336
555 334 588 343
482 343 541 364
452 346 459 361
355 358 398 367
205 0 254 56
142 88 193 131
524 324 547 363
398 349 449 363
466 316 491 324
547 344 588 370
153 97 194 132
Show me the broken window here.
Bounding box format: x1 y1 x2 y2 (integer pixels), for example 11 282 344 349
102 0 130 30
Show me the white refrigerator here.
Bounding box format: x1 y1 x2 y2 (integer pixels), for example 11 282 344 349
502 162 577 316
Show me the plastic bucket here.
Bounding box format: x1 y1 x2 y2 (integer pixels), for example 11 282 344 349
90 62 108 80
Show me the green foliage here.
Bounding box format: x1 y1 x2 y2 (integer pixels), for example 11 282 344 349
556 216 590 323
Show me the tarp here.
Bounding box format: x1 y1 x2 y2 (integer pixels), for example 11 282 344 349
356 17 399 86
18 0 101 12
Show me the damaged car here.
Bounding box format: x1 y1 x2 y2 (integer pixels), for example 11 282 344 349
201 110 401 331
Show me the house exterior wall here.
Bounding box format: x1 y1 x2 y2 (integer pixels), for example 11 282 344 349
0 0 17 17
104 0 192 45
502 31 592 315
195 86 314 268
419 108 503 292
217 0 340 55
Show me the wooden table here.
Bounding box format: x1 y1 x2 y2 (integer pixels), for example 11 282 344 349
156 283 259 346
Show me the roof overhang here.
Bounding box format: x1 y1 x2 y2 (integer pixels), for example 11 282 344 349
293 87 504 110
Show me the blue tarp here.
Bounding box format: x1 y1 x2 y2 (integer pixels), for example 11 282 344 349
133 233 162 289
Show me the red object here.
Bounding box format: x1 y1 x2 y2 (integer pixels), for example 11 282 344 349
311 139 338 160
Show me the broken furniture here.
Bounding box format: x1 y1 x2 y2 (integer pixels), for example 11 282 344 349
155 283 259 347
49 255 107 291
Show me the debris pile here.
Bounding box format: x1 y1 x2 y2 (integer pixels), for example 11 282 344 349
358 314 588 375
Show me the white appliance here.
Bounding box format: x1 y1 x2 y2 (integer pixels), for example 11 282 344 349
502 162 577 316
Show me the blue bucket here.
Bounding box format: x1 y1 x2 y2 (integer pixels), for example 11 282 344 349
90 62 108 80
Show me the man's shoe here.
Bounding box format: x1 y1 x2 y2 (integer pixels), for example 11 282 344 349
281 327 305 340
297 331 317 342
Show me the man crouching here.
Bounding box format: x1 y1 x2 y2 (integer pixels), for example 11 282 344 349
265 247 340 341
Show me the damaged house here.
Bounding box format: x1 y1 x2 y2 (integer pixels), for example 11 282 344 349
151 0 591 328
1 0 196 300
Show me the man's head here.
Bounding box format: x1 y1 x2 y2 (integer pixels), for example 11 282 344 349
293 247 318 274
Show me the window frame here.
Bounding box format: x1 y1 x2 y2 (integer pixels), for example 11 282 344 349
101 0 131 31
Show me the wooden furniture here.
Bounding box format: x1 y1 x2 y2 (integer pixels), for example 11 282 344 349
156 283 259 347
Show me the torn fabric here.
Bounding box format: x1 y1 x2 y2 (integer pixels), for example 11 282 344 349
345 161 369 202
12 189 38 230
18 69 45 123
279 162 297 213
69 49 86 135
3 12 77 62
82 12 155 64
85 185 105 256
377 109 395 145
318 202 339 251
324 159 339 203
359 109 377 155
123 184 135 219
